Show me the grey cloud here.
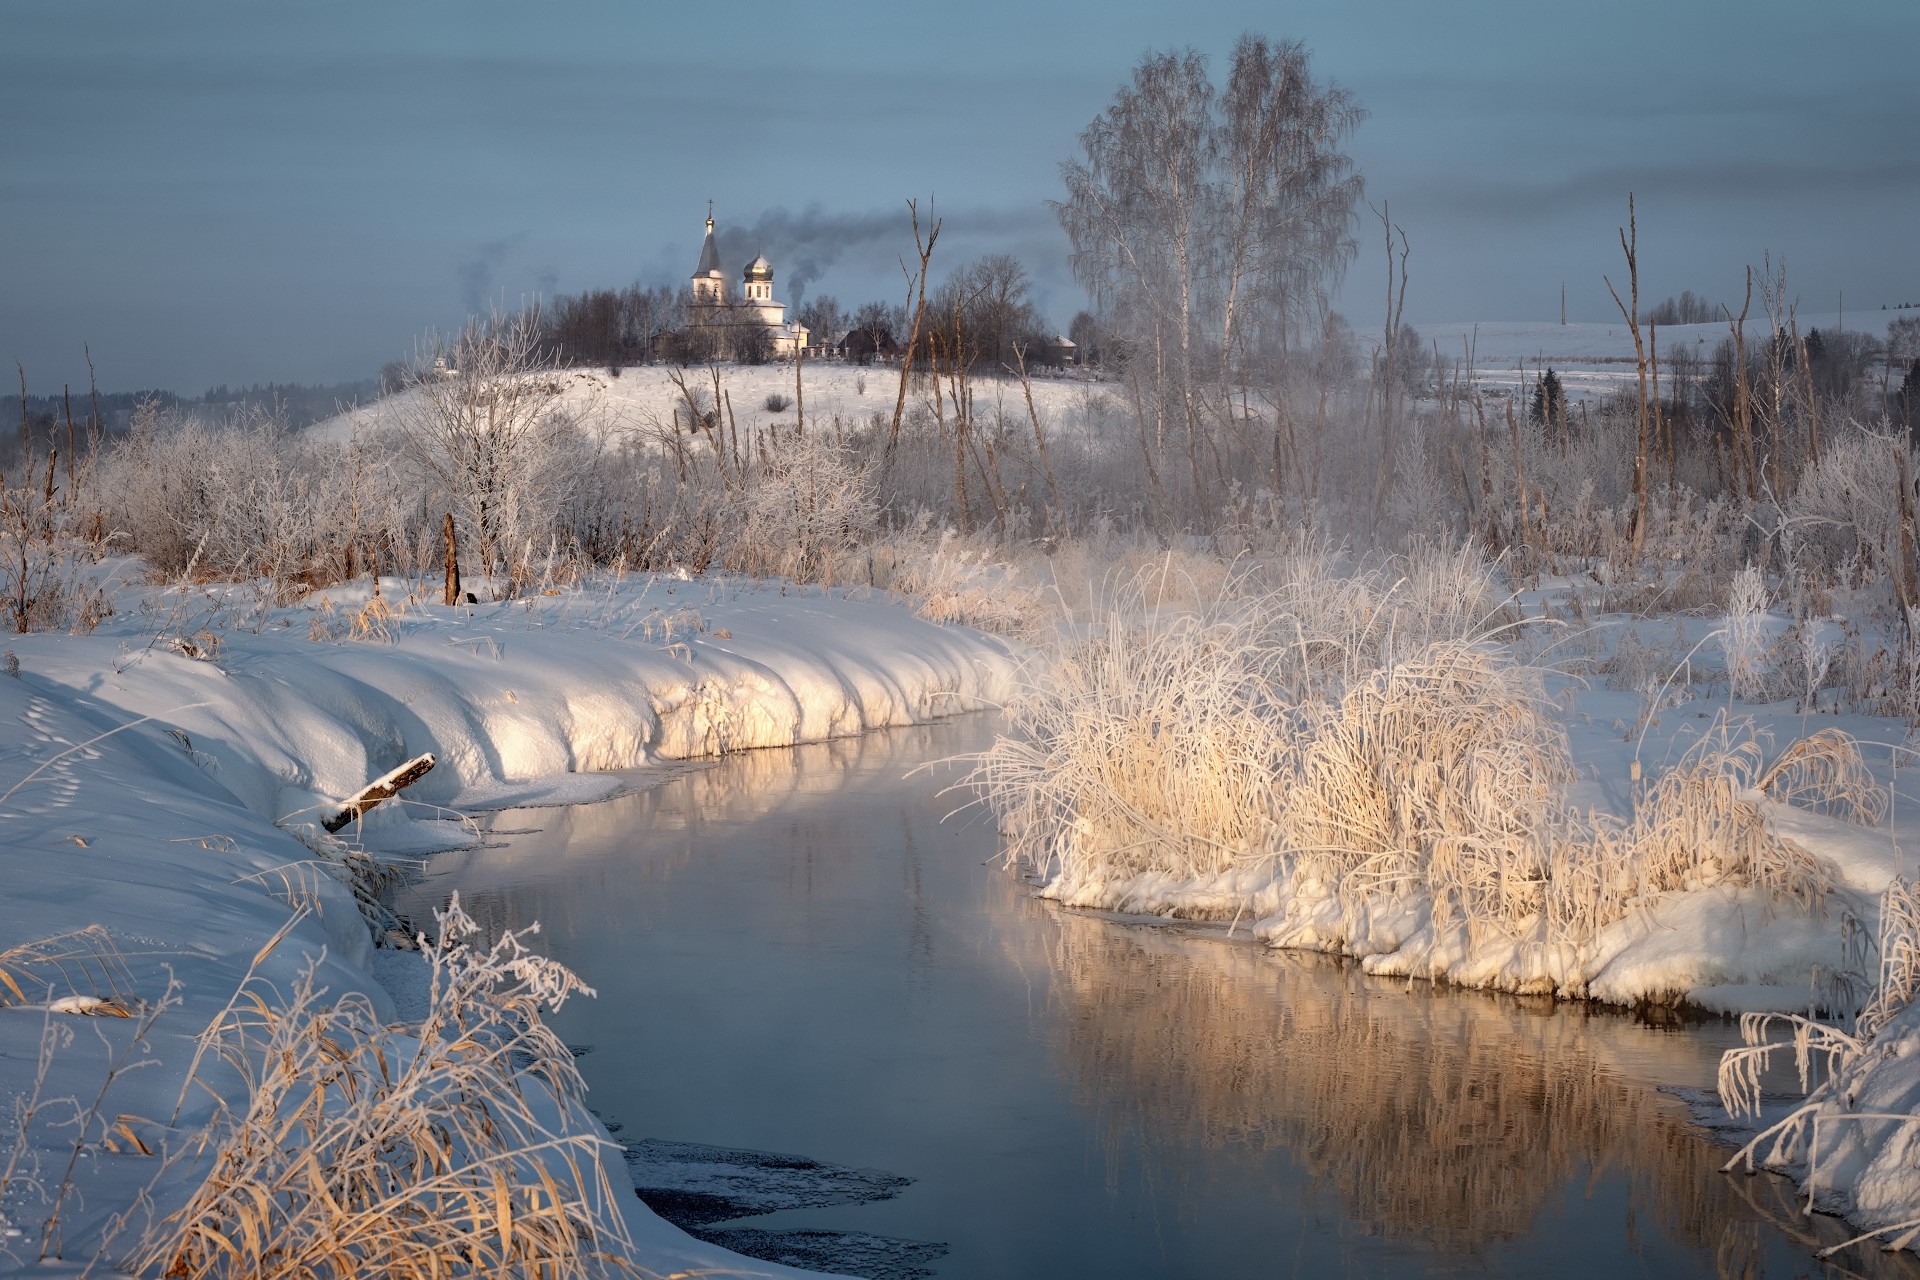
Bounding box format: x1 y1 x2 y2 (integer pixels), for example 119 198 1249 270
1417 160 1920 223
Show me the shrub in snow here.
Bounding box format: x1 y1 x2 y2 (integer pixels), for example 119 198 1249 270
1722 563 1773 701
386 313 599 587
725 430 875 582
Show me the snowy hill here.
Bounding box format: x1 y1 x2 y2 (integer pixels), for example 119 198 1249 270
310 361 1111 446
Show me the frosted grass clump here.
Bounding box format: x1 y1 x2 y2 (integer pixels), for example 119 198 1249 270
968 541 1882 983
1279 638 1573 938
971 585 1284 889
133 895 633 1280
886 531 1050 636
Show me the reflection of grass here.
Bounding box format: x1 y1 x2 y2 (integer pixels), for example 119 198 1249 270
1027 906 1920 1275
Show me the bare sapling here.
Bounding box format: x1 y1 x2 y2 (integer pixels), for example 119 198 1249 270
890 196 940 457
1602 193 1654 563
1011 343 1063 532
1724 268 1758 502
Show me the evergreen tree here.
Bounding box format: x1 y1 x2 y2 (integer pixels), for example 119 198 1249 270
1529 367 1565 427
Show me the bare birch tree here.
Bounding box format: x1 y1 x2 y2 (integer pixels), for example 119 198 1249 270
1054 33 1363 527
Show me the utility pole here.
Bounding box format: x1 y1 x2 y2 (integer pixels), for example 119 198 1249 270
1561 283 1566 326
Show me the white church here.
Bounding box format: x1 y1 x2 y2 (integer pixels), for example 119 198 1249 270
686 211 809 357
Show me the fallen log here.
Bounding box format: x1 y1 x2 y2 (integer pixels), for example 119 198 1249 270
323 753 436 833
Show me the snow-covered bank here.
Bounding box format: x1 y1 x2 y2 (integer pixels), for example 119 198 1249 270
0 573 1015 1273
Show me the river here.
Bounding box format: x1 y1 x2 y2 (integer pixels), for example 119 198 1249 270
387 713 1920 1279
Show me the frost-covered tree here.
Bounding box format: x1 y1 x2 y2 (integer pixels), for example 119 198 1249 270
388 312 595 589
728 431 875 582
1053 33 1364 520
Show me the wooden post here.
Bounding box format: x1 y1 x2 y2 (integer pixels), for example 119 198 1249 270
794 339 805 437
442 512 461 606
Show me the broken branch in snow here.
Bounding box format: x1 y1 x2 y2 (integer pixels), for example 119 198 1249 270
322 753 435 833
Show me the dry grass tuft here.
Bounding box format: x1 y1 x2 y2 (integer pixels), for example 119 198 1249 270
131 895 638 1279
1612 722 1834 913
1282 639 1571 936
886 534 1050 636
1755 726 1887 825
0 925 139 1013
1857 877 1920 1041
307 594 403 644
972 594 1282 887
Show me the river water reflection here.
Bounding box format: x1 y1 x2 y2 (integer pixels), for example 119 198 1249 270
389 714 1920 1279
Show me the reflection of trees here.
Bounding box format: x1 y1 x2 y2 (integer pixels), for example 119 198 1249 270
1028 909 1920 1278
389 716 984 954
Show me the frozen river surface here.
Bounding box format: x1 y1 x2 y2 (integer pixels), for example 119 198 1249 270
390 715 1920 1279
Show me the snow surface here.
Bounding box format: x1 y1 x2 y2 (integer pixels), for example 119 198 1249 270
309 360 1111 447
0 571 1015 1274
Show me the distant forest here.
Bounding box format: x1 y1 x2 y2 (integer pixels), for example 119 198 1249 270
1 378 378 469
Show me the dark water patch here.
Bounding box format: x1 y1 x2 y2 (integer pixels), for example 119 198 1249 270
621 1138 944 1278
620 1137 913 1224
695 1227 948 1280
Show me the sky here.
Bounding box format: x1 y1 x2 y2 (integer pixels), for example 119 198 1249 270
3 0 1915 392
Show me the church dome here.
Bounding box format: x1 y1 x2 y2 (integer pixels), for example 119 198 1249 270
743 255 773 283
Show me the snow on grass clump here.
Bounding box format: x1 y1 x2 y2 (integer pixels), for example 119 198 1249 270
966 540 1895 1003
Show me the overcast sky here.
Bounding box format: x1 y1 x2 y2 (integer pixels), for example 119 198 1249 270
4 0 1914 392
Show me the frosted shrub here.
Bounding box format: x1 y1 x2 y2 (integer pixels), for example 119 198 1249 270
388 314 598 584
93 398 224 575
96 404 419 593
726 431 875 582
969 541 1879 974
1787 426 1911 582
1722 564 1773 700
968 546 1531 909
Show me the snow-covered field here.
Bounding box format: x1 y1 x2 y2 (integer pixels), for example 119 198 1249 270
0 569 1015 1274
311 360 1109 446
1417 310 1871 401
